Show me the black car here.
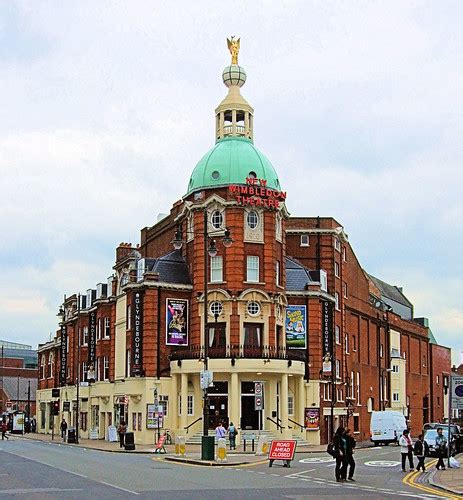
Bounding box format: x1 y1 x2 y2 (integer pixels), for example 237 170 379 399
423 423 462 453
423 429 456 457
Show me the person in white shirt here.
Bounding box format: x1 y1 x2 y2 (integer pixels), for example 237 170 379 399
399 429 414 472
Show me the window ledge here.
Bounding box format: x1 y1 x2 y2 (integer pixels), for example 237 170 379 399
243 281 266 285
209 281 227 285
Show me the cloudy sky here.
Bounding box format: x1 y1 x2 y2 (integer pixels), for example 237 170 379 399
1 1 462 362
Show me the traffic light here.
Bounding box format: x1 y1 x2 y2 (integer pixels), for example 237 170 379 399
52 400 60 416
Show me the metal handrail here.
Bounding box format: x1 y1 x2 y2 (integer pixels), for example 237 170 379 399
276 416 293 430
267 416 284 433
288 417 305 432
170 344 306 362
184 417 202 434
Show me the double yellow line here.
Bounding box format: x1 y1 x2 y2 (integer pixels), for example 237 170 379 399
403 459 463 499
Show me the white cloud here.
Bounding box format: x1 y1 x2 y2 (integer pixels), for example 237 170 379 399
0 1 462 357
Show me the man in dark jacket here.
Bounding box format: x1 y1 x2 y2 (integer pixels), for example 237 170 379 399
332 426 346 482
414 434 429 472
342 428 356 480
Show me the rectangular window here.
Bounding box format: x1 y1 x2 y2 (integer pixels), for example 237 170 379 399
104 317 111 338
336 359 341 379
275 260 280 286
82 326 89 346
335 292 340 311
246 255 259 282
334 237 341 252
335 325 340 344
104 357 109 380
127 305 131 330
300 234 309 246
337 388 344 402
187 395 194 416
436 375 440 385
393 393 399 402
210 256 223 282
352 335 356 351
334 262 340 278
342 246 347 262
343 282 348 298
288 395 294 415
392 364 399 373
356 372 360 404
126 349 131 378
160 395 169 417
353 415 359 432
345 334 349 354
323 383 331 401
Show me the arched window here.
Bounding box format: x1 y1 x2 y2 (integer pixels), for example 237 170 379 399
41 355 46 379
48 352 54 378
247 210 259 229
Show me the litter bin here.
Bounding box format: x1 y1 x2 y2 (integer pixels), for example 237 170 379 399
201 435 215 460
67 428 76 443
124 432 135 450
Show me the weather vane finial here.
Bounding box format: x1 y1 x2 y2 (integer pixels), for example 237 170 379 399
227 36 240 65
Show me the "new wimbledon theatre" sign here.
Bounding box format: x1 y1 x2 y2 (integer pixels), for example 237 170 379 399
229 177 287 209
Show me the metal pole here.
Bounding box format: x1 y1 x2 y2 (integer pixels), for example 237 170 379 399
1 345 3 413
76 294 80 444
27 381 31 433
203 209 209 438
447 376 452 468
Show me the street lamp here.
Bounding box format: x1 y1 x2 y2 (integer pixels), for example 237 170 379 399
172 210 232 460
381 368 392 411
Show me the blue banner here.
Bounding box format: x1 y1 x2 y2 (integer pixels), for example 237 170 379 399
285 305 307 349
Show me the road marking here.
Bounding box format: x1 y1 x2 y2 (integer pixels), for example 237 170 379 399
403 461 462 499
0 488 83 494
99 481 139 495
59 469 88 478
364 460 401 467
299 457 335 464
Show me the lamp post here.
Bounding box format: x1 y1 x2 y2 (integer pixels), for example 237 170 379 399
75 294 81 444
172 210 232 460
381 368 392 411
443 376 451 468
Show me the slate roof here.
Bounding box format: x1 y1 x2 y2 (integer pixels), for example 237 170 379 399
2 377 37 401
285 257 316 291
144 250 191 285
368 274 413 308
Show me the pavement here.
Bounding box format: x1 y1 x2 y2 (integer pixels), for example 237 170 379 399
430 458 463 496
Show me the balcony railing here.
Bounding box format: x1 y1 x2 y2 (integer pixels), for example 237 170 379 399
170 344 306 362
223 125 246 135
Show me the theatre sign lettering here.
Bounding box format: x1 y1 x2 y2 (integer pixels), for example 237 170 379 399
229 177 287 208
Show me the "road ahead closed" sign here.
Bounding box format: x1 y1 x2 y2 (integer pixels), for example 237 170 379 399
268 439 297 468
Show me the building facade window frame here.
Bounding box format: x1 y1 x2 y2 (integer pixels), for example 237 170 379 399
246 255 259 283
210 255 223 283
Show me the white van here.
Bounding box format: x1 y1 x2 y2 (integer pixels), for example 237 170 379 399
370 411 407 445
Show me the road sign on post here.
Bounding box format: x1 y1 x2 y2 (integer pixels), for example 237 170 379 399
451 375 463 410
254 381 264 410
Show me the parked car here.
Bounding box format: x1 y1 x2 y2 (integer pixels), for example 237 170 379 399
423 423 462 453
423 429 457 457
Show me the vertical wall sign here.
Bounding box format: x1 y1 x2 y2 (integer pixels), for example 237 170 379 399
88 310 97 366
285 305 307 349
166 298 189 345
60 324 67 386
132 291 144 376
322 300 333 373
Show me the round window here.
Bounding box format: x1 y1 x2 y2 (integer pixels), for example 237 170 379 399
247 301 260 316
211 210 223 229
247 210 259 229
210 301 223 316
211 170 220 180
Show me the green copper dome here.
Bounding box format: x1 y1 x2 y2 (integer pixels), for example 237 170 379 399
186 137 281 195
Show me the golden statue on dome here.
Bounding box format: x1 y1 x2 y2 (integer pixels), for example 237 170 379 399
227 36 240 65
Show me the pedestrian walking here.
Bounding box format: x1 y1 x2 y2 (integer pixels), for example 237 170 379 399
215 421 226 441
332 426 347 482
435 427 447 470
399 429 414 471
60 418 68 442
414 434 429 472
118 420 127 448
31 417 36 433
227 422 237 450
1 421 9 440
342 428 356 481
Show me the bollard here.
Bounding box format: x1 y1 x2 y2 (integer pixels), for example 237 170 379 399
179 436 186 457
174 436 180 456
217 437 227 462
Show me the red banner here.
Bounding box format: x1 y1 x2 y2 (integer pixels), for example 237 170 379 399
268 440 297 461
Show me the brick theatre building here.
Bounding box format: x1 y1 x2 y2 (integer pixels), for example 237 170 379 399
37 41 451 445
